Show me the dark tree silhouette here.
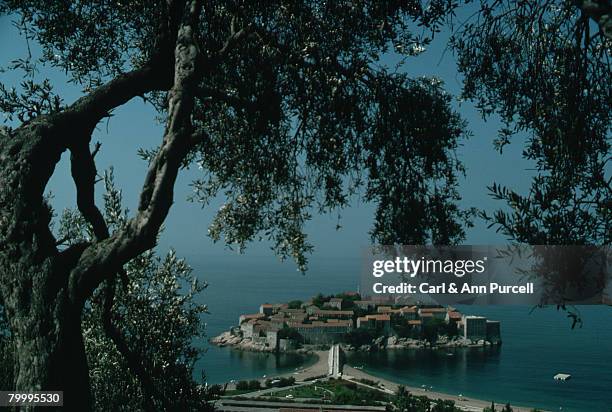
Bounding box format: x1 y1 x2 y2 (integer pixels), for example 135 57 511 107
0 1 467 409
450 0 611 323
451 0 611 245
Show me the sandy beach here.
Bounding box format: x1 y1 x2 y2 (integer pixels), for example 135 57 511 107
295 350 331 380
342 365 537 412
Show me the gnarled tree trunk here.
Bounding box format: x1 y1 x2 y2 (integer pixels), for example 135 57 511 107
0 1 202 410
11 298 91 410
0 122 91 410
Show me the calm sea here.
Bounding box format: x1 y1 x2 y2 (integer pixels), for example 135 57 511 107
191 255 612 411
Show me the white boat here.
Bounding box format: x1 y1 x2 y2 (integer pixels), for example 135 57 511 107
553 373 571 381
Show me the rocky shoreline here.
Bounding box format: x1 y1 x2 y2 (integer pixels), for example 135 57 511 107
210 331 313 353
344 334 501 352
210 330 500 353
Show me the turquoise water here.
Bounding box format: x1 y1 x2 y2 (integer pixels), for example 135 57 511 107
192 256 612 411
195 256 353 384
201 346 317 384
345 306 612 412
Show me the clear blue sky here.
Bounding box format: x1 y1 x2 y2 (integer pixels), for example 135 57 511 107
0 13 533 266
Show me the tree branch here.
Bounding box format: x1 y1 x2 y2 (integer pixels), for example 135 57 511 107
69 0 203 305
50 1 190 138
53 64 173 145
198 85 255 111
575 0 612 39
69 139 109 241
217 26 252 57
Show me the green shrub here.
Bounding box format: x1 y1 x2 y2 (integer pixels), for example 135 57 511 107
248 380 262 390
235 381 249 391
344 327 375 346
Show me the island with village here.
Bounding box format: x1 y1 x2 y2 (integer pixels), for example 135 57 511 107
211 292 501 353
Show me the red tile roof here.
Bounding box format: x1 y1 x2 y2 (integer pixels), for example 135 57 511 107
420 307 447 313
366 314 391 321
241 313 265 320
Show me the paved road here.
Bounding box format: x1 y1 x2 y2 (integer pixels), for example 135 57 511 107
343 365 539 412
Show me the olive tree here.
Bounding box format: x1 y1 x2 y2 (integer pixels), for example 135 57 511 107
447 0 610 326
0 1 468 409
73 171 212 411
451 0 611 245
0 171 212 411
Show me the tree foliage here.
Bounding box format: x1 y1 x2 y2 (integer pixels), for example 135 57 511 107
287 300 303 309
390 385 460 411
1 1 472 273
34 171 212 411
82 249 212 411
278 327 303 342
344 327 377 347
451 0 611 245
